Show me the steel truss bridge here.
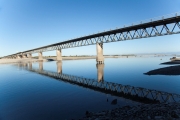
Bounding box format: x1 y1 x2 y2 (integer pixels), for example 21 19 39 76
19 64 180 104
3 12 180 58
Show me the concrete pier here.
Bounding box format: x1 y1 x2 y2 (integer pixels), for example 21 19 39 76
23 54 27 58
38 52 43 61
28 53 32 58
17 55 22 59
96 63 104 82
56 49 62 61
96 43 104 64
57 61 62 74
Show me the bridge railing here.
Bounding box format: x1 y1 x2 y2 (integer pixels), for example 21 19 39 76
3 12 180 58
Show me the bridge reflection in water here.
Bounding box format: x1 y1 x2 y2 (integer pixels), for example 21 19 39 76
17 62 180 104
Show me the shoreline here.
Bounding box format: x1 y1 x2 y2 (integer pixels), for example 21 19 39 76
0 55 176 64
79 102 180 120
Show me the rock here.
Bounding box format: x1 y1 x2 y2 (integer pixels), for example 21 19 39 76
171 111 179 118
86 111 89 115
154 116 162 119
79 103 180 120
94 118 99 120
111 99 117 105
147 116 151 119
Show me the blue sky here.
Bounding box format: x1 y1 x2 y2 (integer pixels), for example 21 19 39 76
0 0 180 57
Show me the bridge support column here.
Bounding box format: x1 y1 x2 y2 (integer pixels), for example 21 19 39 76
17 55 22 59
56 49 62 61
96 43 104 64
57 61 62 74
23 54 27 58
39 52 43 61
96 64 104 82
28 53 32 58
39 62 43 71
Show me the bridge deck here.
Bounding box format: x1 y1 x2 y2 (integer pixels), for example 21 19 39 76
3 12 180 58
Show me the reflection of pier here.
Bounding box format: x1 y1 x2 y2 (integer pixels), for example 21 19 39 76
39 62 43 71
57 61 62 74
18 62 180 104
96 64 104 82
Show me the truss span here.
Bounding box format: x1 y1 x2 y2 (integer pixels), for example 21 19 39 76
24 16 180 54
3 12 180 58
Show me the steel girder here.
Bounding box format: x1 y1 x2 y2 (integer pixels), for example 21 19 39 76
21 20 180 55
3 14 180 58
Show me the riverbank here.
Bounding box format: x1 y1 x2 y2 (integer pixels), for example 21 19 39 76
161 60 180 65
0 54 176 64
144 65 180 75
79 102 180 120
0 58 39 64
0 56 135 64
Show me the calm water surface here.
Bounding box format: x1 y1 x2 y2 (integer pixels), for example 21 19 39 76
0 56 180 120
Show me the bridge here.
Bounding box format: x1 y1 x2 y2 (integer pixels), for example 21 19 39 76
16 62 180 104
3 12 180 64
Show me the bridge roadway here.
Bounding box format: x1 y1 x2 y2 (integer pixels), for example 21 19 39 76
16 62 180 104
3 12 180 64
